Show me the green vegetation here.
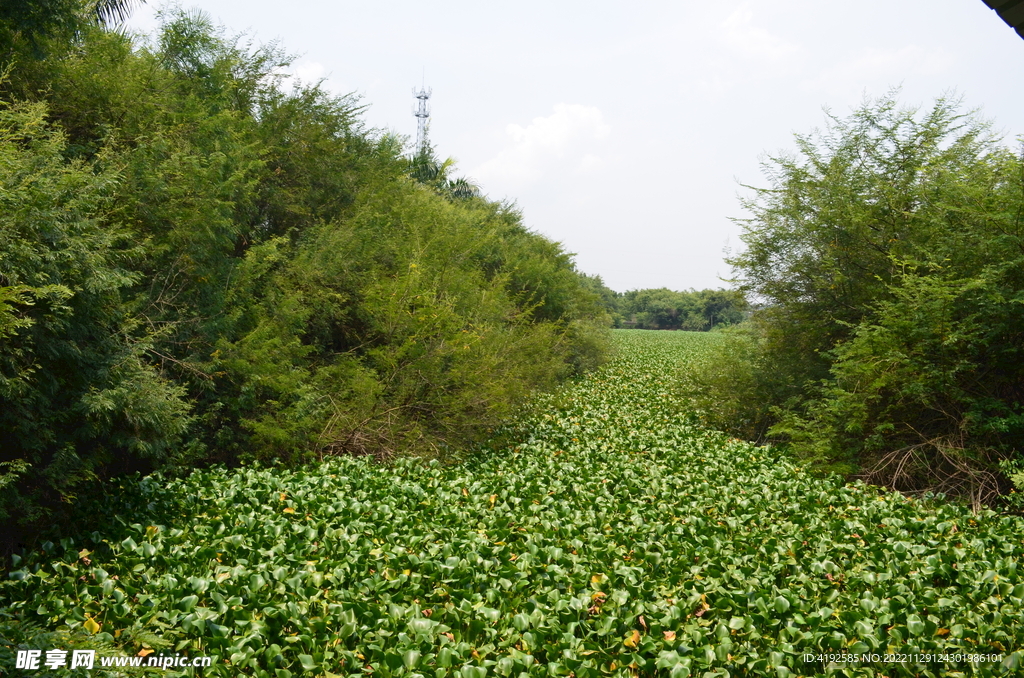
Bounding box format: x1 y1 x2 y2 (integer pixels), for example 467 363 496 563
5 5 1024 677
614 288 746 331
577 281 747 331
683 93 1024 506
4 331 1023 677
0 7 608 540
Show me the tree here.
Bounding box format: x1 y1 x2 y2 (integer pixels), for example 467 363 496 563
1 1 145 55
0 99 191 528
93 0 144 27
408 147 482 201
618 288 746 330
712 91 1024 505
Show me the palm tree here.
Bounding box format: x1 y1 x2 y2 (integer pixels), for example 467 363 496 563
94 0 146 27
1 0 145 49
408 151 481 201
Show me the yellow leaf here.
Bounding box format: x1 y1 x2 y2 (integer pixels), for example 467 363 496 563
623 629 640 648
936 628 950 636
489 494 497 506
462 488 469 497
283 507 296 514
83 616 101 634
138 649 154 657
216 572 231 583
279 493 287 501
663 630 677 642
114 629 122 638
403 569 411 576
591 574 603 584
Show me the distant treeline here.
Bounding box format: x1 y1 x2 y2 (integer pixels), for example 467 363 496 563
580 279 747 331
0 5 610 540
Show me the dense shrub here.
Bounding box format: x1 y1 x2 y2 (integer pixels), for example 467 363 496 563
0 8 609 540
0 99 193 528
686 93 1024 505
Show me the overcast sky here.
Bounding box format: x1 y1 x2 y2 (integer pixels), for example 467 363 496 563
128 1 1024 292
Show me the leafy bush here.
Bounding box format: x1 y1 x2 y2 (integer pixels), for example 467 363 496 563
694 92 1024 502
772 268 1024 507
676 325 783 445
0 98 192 530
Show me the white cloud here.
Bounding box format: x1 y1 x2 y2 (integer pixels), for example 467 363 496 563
281 60 326 89
473 104 610 187
720 4 799 61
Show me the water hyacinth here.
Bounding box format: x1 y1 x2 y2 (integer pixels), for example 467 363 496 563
3 331 1023 677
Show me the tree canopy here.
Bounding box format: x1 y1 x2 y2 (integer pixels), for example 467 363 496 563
617 288 746 331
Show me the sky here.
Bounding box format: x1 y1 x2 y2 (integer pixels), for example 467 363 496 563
126 1 1024 292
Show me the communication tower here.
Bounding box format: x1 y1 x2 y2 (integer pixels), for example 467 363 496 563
412 85 431 155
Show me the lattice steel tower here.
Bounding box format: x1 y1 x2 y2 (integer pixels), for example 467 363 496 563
412 85 431 155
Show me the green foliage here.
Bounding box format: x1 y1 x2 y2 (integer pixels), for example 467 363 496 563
675 324 793 445
0 8 610 535
407 148 483 202
3 332 1024 677
207 183 595 463
577 274 618 317
692 92 1024 502
0 0 144 71
771 266 1024 506
730 93 997 337
999 458 1024 510
0 613 121 678
0 285 34 339
0 97 191 525
617 288 746 331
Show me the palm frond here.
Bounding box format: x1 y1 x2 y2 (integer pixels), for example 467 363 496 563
94 0 145 27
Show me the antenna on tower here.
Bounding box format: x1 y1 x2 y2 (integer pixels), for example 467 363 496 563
412 83 431 156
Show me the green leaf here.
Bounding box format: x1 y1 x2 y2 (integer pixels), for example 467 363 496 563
906 615 925 636
402 650 421 669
